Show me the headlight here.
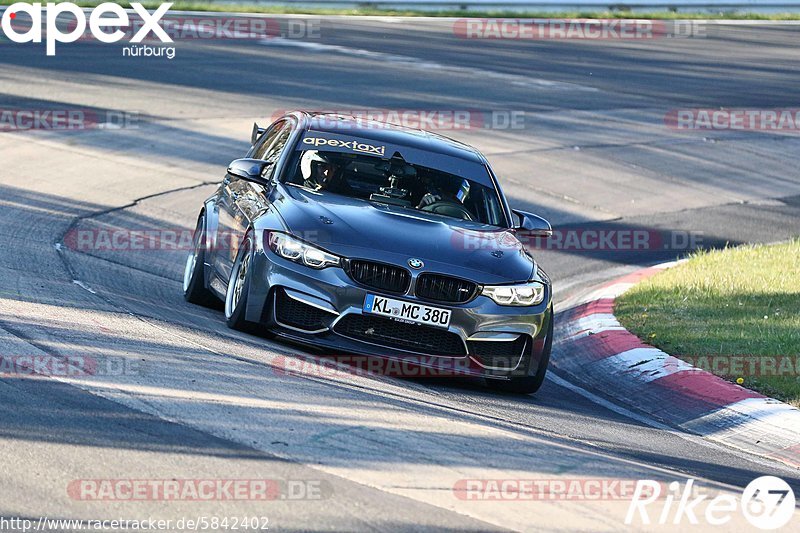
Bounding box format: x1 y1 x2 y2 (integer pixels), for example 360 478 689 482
267 232 340 269
481 281 545 306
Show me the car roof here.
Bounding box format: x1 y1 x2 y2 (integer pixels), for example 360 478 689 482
296 112 486 165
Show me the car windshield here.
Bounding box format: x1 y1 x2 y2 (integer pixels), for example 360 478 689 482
286 150 506 226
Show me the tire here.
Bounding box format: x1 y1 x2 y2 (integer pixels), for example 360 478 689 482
183 212 218 308
224 232 255 331
487 306 554 395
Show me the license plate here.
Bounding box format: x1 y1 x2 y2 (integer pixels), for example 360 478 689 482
363 294 451 329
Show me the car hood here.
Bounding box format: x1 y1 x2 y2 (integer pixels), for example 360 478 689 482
271 186 535 284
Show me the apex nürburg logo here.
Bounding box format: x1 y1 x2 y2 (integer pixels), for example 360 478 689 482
1 2 173 55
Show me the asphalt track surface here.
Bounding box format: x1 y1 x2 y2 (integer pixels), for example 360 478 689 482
1 14 800 531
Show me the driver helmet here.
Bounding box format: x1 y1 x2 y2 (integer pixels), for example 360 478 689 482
301 150 342 190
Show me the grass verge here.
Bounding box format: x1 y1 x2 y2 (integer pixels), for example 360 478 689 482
64 2 800 20
615 240 800 406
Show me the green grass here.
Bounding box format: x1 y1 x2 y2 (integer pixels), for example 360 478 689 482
64 1 800 20
615 240 800 406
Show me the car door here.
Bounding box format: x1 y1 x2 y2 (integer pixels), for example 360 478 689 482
214 119 294 284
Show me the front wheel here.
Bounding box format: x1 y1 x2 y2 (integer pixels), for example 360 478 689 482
183 212 218 308
225 232 255 331
487 308 553 394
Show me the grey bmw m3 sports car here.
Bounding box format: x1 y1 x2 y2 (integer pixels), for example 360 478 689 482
183 111 554 393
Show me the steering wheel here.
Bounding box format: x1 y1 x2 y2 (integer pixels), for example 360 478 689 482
419 200 475 221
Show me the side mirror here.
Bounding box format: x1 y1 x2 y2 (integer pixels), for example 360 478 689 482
512 209 552 237
227 158 273 186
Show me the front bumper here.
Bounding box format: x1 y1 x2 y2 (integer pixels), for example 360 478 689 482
245 250 553 380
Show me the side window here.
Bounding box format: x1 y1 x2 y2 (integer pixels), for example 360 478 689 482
264 126 292 164
253 120 291 161
252 121 282 159
262 125 293 181
251 121 293 182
